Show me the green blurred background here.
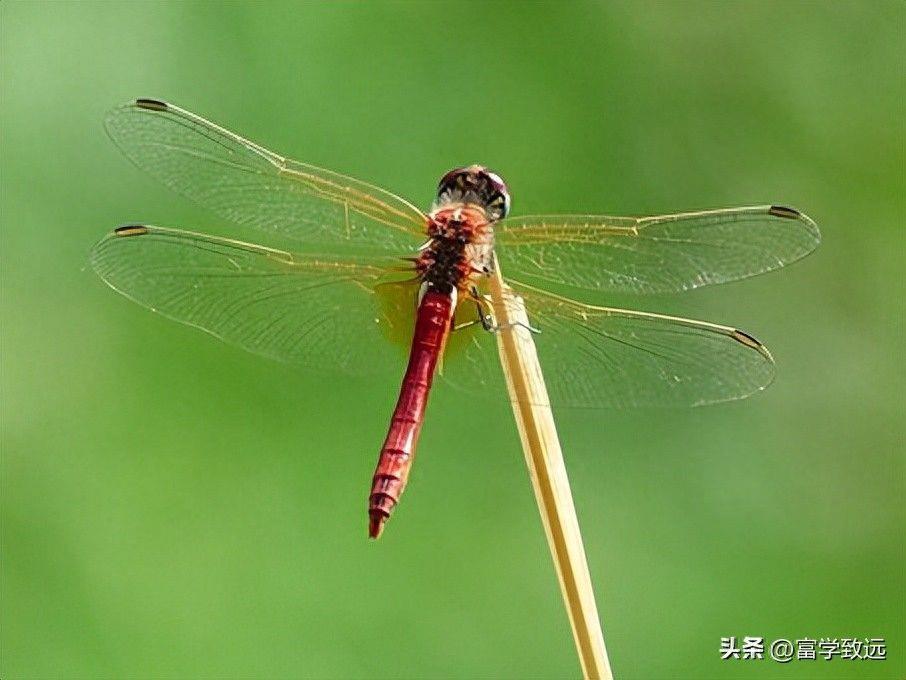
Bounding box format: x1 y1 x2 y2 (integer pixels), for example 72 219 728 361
2 2 903 678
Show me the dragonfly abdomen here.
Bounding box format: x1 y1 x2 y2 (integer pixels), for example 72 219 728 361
369 290 453 538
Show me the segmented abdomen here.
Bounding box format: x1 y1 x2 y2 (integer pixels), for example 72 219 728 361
368 290 453 538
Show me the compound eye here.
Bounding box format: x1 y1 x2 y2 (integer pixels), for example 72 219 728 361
482 171 510 219
438 167 468 192
485 171 506 191
485 192 509 220
435 166 510 220
501 191 511 218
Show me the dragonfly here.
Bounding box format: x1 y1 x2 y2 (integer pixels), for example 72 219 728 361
91 98 820 539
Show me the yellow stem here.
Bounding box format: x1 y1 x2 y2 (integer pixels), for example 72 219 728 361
488 256 613 680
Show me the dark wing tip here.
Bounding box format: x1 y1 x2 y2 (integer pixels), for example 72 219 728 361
134 98 169 111
768 205 802 219
113 224 150 237
768 205 821 252
731 329 774 360
731 329 762 349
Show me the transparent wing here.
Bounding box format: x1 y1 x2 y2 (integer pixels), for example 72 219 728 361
496 205 820 294
104 99 427 253
90 224 418 375
442 282 775 409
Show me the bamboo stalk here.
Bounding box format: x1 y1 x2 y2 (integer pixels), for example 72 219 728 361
488 256 613 680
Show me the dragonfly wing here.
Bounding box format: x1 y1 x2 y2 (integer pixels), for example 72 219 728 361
91 225 417 375
495 205 820 294
441 283 775 409
105 99 427 253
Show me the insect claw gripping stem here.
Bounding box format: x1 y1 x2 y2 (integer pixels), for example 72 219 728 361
492 321 541 334
451 317 540 335
466 285 541 335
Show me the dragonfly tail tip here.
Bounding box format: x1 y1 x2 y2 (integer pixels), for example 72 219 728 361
368 511 387 539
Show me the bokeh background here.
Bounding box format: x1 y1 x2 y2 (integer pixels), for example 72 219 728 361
2 2 903 679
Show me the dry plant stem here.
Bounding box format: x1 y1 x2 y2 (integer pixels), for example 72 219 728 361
488 258 613 680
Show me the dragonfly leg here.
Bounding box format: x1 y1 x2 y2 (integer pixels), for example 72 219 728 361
484 297 541 335
452 287 489 332
452 318 479 332
475 288 497 332
467 286 540 335
491 320 541 334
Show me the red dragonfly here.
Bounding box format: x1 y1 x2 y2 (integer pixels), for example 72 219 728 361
92 99 820 538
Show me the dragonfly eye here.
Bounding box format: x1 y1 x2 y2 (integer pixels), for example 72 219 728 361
434 165 510 221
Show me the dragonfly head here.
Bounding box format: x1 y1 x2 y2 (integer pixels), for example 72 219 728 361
433 165 510 221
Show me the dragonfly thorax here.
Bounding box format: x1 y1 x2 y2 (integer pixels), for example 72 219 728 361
418 205 495 295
